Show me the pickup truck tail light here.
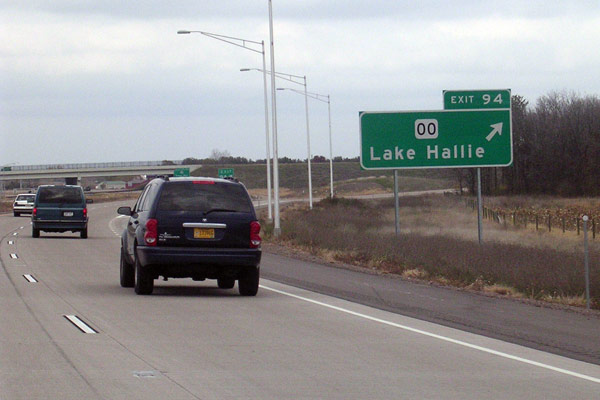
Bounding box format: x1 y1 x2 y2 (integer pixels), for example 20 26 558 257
144 219 158 246
250 221 261 248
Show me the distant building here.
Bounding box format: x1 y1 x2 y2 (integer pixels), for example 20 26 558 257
95 181 126 190
126 177 148 189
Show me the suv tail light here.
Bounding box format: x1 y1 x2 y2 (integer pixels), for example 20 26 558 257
250 221 261 248
32 207 37 217
83 208 87 217
144 219 158 246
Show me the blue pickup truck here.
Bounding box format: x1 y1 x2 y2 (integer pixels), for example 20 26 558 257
32 185 92 239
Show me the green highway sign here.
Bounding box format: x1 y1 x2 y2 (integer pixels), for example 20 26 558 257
218 168 234 178
173 168 190 177
359 109 512 170
443 89 511 110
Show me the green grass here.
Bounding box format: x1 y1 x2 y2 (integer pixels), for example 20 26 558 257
191 161 455 190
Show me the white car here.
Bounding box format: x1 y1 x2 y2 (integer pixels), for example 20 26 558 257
13 194 36 217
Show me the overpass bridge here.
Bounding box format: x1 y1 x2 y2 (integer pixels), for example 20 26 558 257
0 161 203 187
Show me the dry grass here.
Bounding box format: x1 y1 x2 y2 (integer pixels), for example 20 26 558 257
402 268 429 280
266 195 600 309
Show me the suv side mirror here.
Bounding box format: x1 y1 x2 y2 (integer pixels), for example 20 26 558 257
117 206 132 216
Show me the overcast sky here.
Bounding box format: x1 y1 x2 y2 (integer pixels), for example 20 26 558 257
2 1 600 166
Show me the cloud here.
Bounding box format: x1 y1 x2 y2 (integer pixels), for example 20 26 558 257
2 2 600 165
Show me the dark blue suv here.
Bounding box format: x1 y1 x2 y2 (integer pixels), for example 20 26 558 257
117 177 262 295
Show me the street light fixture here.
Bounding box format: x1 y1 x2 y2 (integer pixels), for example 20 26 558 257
242 68 314 209
177 29 273 221
278 88 334 198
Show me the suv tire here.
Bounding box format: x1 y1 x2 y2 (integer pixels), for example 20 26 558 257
32 228 40 238
238 267 259 296
134 254 154 295
217 277 235 289
14 212 19 217
80 228 88 239
120 247 135 288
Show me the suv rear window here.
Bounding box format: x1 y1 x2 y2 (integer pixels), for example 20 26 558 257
38 187 83 204
157 182 252 213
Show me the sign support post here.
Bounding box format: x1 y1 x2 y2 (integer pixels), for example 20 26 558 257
477 168 483 244
394 170 400 235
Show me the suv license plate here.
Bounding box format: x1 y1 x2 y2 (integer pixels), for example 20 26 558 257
194 228 214 239
63 211 74 217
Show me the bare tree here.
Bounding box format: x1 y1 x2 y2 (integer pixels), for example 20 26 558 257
209 149 231 163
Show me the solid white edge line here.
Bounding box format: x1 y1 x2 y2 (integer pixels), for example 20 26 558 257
23 274 37 283
260 284 600 385
64 315 97 334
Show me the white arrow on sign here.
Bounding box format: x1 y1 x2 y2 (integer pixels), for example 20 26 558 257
486 122 503 142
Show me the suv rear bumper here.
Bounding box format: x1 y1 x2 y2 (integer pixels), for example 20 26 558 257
13 206 34 212
33 220 87 232
137 245 261 268
136 245 261 280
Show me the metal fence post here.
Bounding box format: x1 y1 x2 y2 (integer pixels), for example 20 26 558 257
583 216 590 310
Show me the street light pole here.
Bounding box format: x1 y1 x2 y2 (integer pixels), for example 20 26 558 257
259 41 273 221
302 76 313 209
268 0 281 235
242 68 314 209
177 29 273 221
278 88 334 198
327 95 333 198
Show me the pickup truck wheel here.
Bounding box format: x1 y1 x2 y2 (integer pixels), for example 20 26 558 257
217 278 235 289
134 255 153 295
32 228 40 238
120 247 135 288
238 267 259 296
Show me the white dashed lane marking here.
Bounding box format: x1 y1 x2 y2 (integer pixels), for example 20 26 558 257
64 315 97 334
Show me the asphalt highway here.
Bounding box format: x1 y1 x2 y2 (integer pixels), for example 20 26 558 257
1 202 599 399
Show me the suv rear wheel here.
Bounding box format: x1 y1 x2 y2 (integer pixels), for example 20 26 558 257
134 254 154 295
32 228 40 238
80 228 88 239
238 267 259 296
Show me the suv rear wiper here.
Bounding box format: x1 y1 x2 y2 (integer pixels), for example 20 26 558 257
204 208 239 215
